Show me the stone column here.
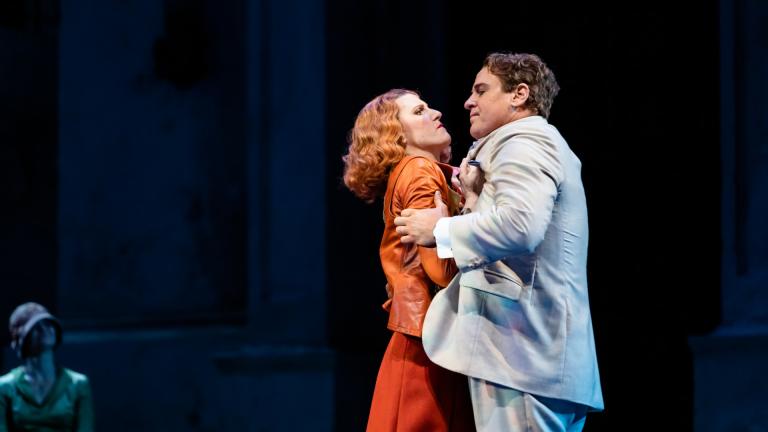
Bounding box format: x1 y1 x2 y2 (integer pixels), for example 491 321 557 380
53 1 252 430
0 0 59 347
243 0 327 345
690 1 768 430
214 0 334 429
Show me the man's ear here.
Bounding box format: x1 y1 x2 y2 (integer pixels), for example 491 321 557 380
510 83 530 109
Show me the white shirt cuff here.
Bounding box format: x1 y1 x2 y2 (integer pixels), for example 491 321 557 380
434 217 454 258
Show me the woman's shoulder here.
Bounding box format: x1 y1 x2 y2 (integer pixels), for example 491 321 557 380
0 366 23 392
393 156 444 184
58 368 92 399
61 368 90 386
397 155 439 170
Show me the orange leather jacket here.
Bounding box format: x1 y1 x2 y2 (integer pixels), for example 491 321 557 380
379 156 461 337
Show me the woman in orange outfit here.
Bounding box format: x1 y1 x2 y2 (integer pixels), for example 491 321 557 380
343 89 476 431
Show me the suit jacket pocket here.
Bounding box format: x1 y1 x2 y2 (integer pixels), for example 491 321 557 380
461 268 522 301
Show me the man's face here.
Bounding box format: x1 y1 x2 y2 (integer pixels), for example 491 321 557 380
464 67 515 140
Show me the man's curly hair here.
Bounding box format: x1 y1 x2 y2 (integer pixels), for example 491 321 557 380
484 52 560 118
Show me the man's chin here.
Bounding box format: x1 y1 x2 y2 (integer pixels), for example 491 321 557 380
469 128 486 140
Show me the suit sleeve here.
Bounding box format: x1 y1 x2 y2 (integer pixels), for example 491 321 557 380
398 159 458 287
448 133 563 271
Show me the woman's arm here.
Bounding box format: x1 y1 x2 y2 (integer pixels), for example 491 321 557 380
0 394 8 432
75 377 95 432
398 158 458 286
418 245 457 287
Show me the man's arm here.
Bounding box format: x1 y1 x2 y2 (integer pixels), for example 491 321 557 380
394 157 484 247
448 134 562 271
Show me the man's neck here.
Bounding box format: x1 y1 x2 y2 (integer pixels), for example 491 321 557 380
509 108 536 123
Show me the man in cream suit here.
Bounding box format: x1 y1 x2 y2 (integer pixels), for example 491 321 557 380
394 52 603 431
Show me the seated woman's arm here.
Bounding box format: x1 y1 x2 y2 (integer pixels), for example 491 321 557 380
0 395 8 432
75 376 95 432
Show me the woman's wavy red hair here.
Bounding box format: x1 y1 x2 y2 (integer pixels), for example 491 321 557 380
342 89 415 203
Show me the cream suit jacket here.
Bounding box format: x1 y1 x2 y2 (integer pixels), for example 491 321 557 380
423 116 604 410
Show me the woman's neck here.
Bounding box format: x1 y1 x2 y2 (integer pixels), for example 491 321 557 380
405 145 439 162
24 350 56 381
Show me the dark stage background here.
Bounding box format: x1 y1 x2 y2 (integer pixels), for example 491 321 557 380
328 2 720 431
3 0 766 431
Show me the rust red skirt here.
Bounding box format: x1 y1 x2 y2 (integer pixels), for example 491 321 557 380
366 331 475 431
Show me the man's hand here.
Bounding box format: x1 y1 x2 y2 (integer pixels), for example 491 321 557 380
394 191 449 246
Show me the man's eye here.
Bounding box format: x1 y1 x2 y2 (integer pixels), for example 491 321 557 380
415 108 424 114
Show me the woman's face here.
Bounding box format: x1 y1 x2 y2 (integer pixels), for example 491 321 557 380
26 320 57 355
396 93 451 155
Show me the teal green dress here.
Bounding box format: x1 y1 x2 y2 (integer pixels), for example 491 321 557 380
0 367 94 432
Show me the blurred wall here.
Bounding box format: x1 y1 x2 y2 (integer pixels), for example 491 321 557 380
0 0 58 344
3 0 328 430
690 0 768 431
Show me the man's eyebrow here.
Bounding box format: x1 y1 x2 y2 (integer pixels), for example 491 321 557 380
473 83 488 91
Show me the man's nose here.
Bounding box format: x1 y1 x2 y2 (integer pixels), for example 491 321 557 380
432 109 442 120
464 97 475 110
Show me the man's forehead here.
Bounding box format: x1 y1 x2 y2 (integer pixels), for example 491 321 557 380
473 67 496 86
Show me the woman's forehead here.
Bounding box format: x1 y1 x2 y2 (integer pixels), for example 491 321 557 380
396 93 425 109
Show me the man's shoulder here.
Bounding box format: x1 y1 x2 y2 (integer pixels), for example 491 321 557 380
491 116 566 150
495 116 554 137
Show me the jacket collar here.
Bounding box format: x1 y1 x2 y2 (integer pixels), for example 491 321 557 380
12 366 68 407
468 115 546 159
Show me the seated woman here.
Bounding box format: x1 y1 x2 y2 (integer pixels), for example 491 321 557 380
343 89 477 431
0 302 94 432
